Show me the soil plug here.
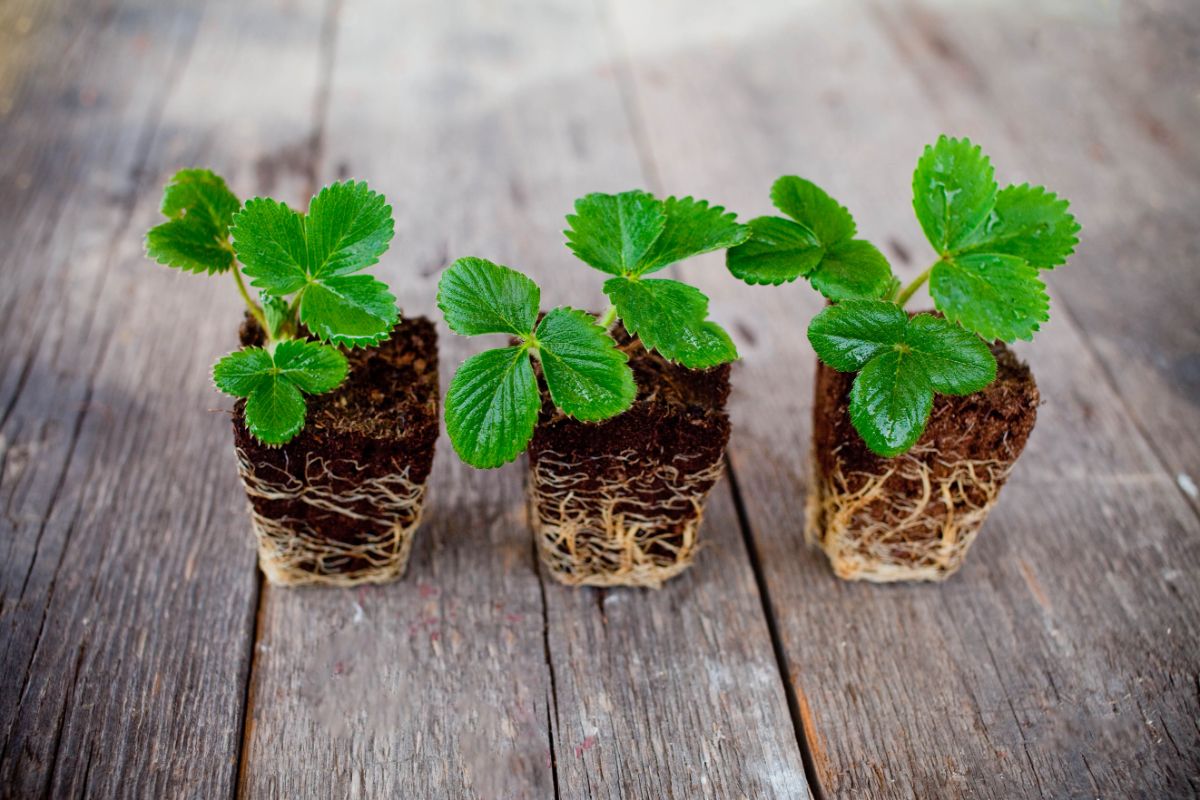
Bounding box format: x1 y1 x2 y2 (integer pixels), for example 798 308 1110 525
438 191 750 587
145 170 438 586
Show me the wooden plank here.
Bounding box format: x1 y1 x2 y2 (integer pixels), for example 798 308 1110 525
239 0 811 796
0 0 330 795
606 0 1200 796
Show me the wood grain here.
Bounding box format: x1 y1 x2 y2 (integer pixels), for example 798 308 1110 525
236 0 810 797
0 0 330 795
605 0 1200 796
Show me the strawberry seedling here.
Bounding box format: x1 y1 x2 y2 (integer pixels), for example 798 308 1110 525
145 169 398 445
438 190 748 469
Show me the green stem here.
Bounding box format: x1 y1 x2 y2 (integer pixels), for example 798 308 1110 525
596 304 618 329
895 263 936 309
231 261 267 330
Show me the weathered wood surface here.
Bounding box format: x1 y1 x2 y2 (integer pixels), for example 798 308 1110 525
238 0 809 797
0 0 317 796
606 0 1200 796
0 0 1197 798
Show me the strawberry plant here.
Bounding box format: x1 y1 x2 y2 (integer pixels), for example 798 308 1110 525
438 190 749 468
145 169 398 445
727 135 1079 456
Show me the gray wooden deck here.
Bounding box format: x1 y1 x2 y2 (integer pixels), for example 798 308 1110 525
2 0 1198 797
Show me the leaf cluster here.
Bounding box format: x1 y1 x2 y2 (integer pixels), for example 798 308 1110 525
438 257 636 468
566 191 750 368
145 169 400 445
439 189 750 469
728 136 1079 457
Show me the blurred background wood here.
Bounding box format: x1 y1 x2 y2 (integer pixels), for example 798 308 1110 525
1 0 1196 797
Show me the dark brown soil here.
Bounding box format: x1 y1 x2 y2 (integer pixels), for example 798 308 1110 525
528 322 730 571
233 315 439 576
813 340 1039 511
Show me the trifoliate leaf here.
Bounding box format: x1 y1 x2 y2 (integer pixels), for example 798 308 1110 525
808 301 997 456
770 175 856 245
146 168 241 274
957 183 1080 269
271 339 348 394
849 350 934 457
232 181 398 347
728 177 895 299
930 252 1048 341
564 191 665 277
807 300 907 372
213 347 274 397
261 293 291 340
903 314 996 395
809 240 895 301
604 277 737 369
565 191 748 278
212 340 348 445
638 196 750 276
444 346 540 469
213 346 310 446
724 216 822 285
437 257 540 336
912 136 997 252
534 308 636 421
245 378 307 446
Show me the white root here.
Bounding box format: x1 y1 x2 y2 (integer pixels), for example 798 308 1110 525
529 447 724 589
804 444 1012 583
235 448 427 587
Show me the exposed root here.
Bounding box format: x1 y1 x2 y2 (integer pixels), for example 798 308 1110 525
235 448 427 587
529 448 724 589
805 444 1011 583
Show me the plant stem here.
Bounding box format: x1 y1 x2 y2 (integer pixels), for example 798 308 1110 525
596 305 618 329
895 262 937 309
231 261 268 329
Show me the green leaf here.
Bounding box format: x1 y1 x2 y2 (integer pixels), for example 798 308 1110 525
229 198 309 294
271 339 348 394
809 303 997 456
958 183 1080 269
904 314 996 395
213 347 275 397
770 175 856 245
638 196 750 275
232 181 398 347
445 346 540 469
729 179 894 298
534 308 636 421
725 216 822 285
298 274 398 346
212 341 348 445
564 191 665 276
809 239 895 301
912 136 997 253
145 168 241 274
245 378 307 446
807 300 907 372
849 350 934 457
437 257 539 337
604 277 737 369
261 293 291 340
930 252 1049 341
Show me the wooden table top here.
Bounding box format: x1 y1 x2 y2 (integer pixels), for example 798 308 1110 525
2 0 1197 797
